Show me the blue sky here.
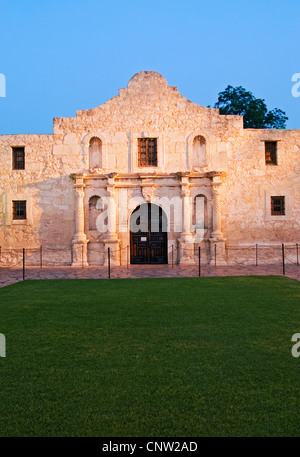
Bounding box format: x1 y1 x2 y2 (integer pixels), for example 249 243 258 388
0 0 299 134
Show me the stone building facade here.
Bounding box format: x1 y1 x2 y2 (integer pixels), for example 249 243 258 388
0 71 299 266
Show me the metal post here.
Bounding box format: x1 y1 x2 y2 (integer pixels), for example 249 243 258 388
108 247 111 279
127 245 129 269
282 243 285 276
198 246 201 277
81 244 84 268
214 244 217 267
297 243 299 266
40 245 43 269
256 244 258 266
172 245 174 268
23 248 25 280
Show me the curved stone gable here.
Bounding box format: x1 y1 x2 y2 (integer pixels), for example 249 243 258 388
54 71 240 134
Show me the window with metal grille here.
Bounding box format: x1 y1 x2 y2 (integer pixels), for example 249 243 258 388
12 147 25 170
12 201 26 220
265 142 277 165
138 138 157 167
271 196 285 216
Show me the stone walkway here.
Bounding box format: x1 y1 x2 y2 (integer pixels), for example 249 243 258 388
0 264 299 288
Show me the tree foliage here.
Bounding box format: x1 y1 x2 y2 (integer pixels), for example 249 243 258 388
214 85 288 129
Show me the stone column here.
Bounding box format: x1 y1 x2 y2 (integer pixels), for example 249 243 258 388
103 173 120 265
182 189 192 237
178 175 194 264
211 183 223 239
106 186 118 241
207 172 226 264
72 176 89 267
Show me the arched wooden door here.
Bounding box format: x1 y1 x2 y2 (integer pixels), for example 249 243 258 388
130 203 168 264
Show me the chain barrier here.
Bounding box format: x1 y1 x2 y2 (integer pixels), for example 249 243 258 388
0 244 299 279
0 258 23 269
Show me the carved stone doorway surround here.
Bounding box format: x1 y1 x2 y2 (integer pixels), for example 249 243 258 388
70 171 226 266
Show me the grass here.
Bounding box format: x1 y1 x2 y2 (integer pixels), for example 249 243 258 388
0 276 299 437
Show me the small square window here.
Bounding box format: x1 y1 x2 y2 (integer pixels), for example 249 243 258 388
265 142 277 165
138 138 157 167
271 196 285 216
12 201 26 220
12 147 25 170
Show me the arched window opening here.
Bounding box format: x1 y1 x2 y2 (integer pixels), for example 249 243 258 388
193 136 206 169
89 137 102 169
89 195 102 230
193 195 208 234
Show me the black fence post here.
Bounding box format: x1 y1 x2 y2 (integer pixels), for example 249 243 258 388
214 244 217 267
282 243 285 276
127 245 129 269
297 243 299 266
108 247 111 279
172 245 174 268
256 244 258 266
198 246 201 277
23 248 25 280
40 245 43 269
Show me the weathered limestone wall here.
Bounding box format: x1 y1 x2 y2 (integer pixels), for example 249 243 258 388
0 71 299 265
53 72 243 176
222 129 300 245
0 134 80 252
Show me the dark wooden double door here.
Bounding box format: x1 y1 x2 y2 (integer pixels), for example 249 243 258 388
130 204 168 264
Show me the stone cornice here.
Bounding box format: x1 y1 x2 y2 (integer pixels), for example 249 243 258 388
72 171 216 179
206 171 227 179
70 170 226 183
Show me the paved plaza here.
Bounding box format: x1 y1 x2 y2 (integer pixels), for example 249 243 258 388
0 263 299 288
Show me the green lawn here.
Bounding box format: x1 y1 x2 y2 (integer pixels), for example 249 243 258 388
0 276 299 437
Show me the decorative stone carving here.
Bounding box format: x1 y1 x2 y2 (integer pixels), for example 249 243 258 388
103 174 119 243
89 167 104 174
207 172 226 240
142 186 155 203
179 176 193 241
211 184 223 239
72 177 89 266
73 180 87 241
